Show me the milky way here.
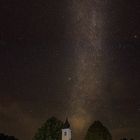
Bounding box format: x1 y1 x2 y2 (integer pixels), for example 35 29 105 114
64 0 107 139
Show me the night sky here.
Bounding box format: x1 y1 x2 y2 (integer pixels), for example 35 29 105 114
0 0 140 140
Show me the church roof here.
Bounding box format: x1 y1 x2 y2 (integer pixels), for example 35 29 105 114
63 117 70 129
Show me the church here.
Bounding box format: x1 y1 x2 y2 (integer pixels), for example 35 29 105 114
62 118 72 140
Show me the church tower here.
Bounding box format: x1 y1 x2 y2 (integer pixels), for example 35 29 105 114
62 118 72 140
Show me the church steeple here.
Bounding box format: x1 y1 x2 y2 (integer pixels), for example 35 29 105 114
62 118 71 140
63 117 70 128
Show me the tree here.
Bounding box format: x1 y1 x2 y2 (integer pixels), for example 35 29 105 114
33 117 63 140
0 133 18 140
120 138 127 140
85 121 112 140
120 138 134 140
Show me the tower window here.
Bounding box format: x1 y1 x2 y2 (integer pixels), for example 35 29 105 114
64 132 67 136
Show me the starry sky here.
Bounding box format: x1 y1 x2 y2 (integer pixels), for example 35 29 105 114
0 0 140 140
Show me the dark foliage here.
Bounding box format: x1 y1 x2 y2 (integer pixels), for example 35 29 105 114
33 116 63 140
0 133 18 140
120 138 134 140
85 121 112 140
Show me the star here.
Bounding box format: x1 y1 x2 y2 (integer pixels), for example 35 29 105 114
68 77 72 81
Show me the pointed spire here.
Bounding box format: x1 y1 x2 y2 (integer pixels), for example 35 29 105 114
63 117 70 128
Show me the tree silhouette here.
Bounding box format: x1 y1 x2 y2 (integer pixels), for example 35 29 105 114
33 117 63 140
120 138 127 140
85 121 112 140
120 138 134 140
0 133 18 140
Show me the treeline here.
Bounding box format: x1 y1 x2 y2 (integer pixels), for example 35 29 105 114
0 117 135 140
0 133 18 140
33 117 135 140
33 117 112 140
120 138 134 140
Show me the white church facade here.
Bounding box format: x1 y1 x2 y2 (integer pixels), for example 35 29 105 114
62 118 72 140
